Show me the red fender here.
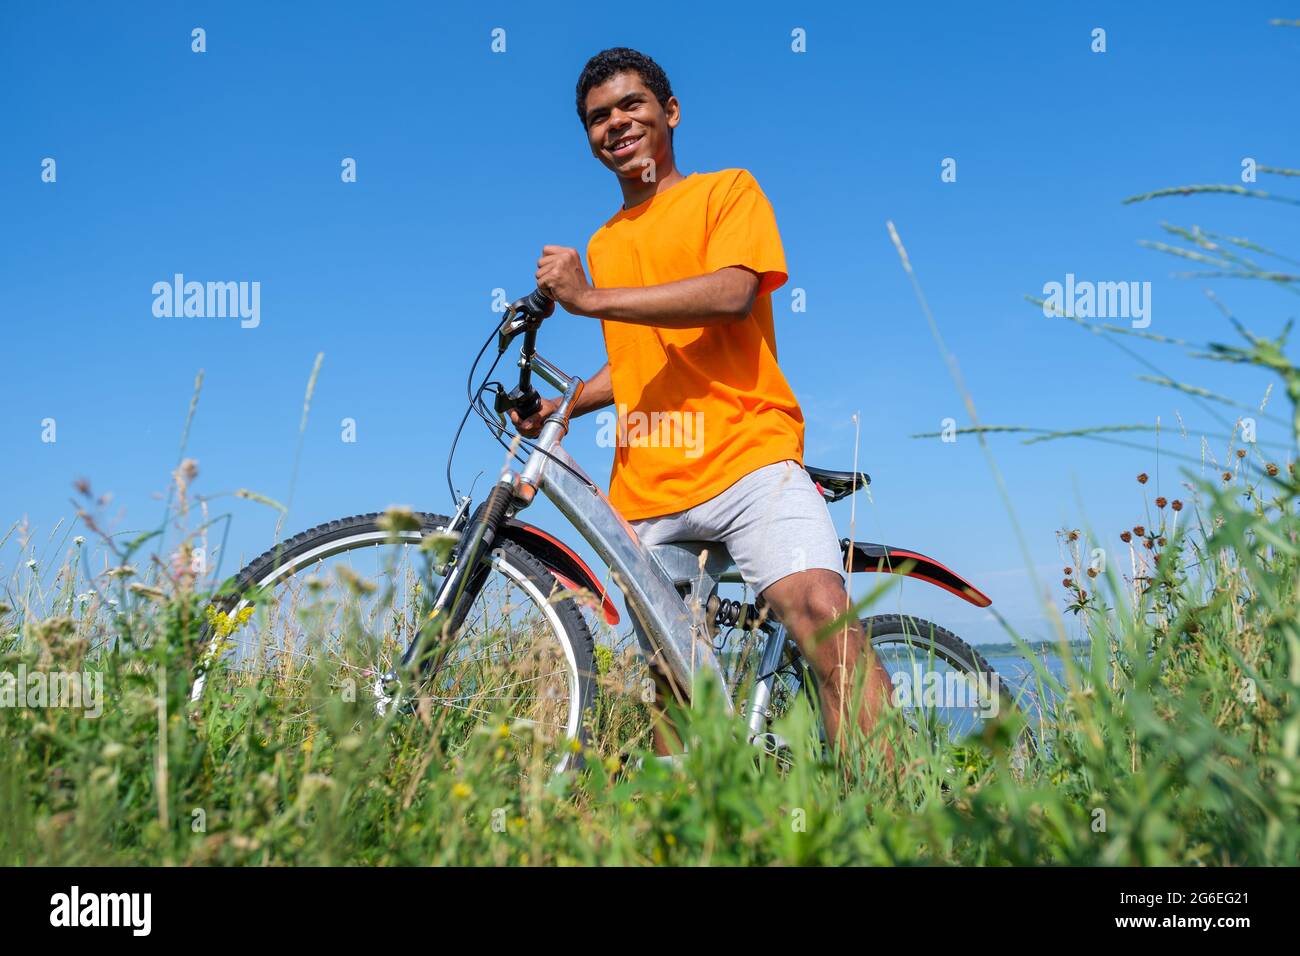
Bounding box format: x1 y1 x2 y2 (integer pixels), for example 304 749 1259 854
499 520 620 626
846 541 992 608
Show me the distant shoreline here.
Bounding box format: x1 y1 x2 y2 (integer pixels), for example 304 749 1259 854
975 639 1089 658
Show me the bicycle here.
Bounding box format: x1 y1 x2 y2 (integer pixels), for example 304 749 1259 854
192 288 1018 773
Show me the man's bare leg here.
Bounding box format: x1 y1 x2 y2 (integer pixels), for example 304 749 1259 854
760 569 894 759
646 665 683 757
643 569 893 761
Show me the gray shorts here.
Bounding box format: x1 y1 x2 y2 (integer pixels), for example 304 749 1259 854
631 458 846 601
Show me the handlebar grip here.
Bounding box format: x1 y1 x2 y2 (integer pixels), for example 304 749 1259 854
510 289 555 321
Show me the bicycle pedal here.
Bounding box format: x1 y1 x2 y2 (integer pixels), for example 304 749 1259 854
373 671 418 718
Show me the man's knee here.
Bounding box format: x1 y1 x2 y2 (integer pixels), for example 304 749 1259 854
763 569 853 633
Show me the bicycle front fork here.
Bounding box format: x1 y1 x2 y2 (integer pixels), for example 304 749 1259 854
380 473 516 699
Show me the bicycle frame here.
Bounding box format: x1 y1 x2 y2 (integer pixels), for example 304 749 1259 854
195 302 1002 754
503 343 995 738
519 352 737 714
412 309 994 738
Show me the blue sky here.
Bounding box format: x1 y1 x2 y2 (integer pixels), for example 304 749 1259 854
2 1 1297 646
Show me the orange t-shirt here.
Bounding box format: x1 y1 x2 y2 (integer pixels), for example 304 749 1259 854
586 168 804 520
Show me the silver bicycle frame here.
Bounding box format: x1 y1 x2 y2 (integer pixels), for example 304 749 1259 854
511 347 742 715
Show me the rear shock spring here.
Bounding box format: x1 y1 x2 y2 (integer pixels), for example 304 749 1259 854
712 598 767 631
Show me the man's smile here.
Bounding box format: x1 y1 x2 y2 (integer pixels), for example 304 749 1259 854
608 132 644 158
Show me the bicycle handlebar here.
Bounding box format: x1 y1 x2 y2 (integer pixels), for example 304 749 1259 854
492 288 556 423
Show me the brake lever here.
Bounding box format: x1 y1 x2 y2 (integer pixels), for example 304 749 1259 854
497 289 555 353
496 309 533 354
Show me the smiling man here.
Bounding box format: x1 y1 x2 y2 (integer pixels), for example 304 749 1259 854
512 47 893 757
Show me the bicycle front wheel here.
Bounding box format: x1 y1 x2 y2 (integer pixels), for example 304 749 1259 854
191 512 597 773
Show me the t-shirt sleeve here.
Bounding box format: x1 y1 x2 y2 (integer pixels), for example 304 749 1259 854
703 171 788 297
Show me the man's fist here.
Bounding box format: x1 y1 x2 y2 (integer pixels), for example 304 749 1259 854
535 246 594 315
508 395 561 437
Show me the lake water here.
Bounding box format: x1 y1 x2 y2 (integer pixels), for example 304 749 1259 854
984 652 1070 689
873 649 1077 740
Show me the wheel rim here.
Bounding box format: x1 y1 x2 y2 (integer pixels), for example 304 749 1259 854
868 625 1003 744
192 528 584 771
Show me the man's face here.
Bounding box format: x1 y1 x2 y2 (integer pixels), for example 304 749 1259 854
582 71 679 180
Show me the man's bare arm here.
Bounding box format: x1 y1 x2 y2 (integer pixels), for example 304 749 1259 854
509 362 611 437
575 268 760 328
573 361 613 415
534 245 760 328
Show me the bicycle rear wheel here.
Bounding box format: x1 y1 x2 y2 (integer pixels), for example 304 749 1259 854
864 613 1027 755
192 512 597 773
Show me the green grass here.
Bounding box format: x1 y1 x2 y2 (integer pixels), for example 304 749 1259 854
3 173 1299 866
0 462 1296 865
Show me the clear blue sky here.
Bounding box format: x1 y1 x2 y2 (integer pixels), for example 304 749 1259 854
3 1 1296 646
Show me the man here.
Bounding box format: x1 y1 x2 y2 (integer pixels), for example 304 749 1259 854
512 47 892 757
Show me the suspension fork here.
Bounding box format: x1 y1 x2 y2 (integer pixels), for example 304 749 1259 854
390 344 581 689
397 473 516 677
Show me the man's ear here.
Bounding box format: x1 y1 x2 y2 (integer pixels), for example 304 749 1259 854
664 96 681 131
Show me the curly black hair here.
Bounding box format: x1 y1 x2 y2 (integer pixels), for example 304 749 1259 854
575 47 674 128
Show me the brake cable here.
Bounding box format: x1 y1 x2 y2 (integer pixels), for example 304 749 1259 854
445 327 506 504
